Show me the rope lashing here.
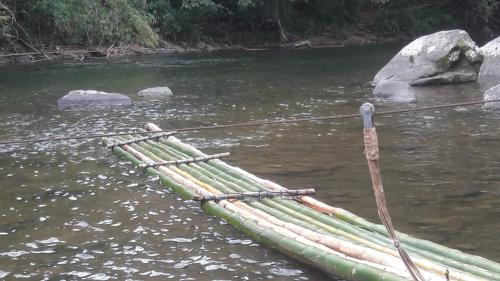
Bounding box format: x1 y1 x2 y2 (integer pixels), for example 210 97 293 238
1 98 500 146
360 103 425 281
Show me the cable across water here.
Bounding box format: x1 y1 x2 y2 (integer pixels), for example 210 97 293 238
0 98 499 146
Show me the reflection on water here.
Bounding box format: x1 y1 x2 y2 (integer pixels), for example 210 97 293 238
0 47 499 280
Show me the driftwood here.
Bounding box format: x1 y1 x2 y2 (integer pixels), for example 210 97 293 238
0 51 61 58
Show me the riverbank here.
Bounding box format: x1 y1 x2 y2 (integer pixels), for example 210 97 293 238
0 33 403 65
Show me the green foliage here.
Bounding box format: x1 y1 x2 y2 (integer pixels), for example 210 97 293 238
0 1 13 40
457 0 500 28
291 0 366 35
148 0 222 42
1 0 500 49
369 0 500 38
369 1 453 35
4 0 156 47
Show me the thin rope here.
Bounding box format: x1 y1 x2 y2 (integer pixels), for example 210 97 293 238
1 98 499 145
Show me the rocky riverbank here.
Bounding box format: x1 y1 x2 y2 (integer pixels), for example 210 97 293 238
0 34 401 65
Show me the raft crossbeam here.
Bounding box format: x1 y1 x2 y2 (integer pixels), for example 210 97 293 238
106 131 176 148
139 152 230 168
191 188 316 202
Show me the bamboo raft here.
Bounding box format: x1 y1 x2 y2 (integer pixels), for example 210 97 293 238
103 122 500 281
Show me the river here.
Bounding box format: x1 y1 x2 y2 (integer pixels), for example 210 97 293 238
0 46 499 280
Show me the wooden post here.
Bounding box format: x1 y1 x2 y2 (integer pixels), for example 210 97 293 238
360 103 425 281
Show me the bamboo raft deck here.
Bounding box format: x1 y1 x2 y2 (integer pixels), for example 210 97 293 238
103 123 500 281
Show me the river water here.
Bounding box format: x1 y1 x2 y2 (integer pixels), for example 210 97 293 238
0 46 499 280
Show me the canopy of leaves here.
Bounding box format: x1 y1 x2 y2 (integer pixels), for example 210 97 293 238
1 0 499 48
0 2 13 40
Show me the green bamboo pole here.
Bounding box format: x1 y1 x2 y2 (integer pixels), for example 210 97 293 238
331 211 500 274
133 136 392 244
146 129 500 276
123 135 356 241
135 137 388 243
103 136 410 281
139 128 500 279
115 135 426 278
102 138 196 200
107 133 498 278
126 135 491 281
141 138 394 243
204 201 409 281
143 135 417 248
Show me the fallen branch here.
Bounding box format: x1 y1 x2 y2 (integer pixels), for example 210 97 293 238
0 51 61 58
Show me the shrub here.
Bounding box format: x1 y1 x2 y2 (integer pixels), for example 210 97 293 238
33 0 158 47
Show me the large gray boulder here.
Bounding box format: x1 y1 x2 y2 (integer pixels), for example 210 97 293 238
374 30 483 86
138 87 173 98
478 36 500 87
58 90 131 108
483 84 500 110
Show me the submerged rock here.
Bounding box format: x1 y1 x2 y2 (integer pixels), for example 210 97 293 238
374 30 482 86
483 84 500 110
478 36 500 88
58 90 131 108
137 87 173 98
373 80 416 102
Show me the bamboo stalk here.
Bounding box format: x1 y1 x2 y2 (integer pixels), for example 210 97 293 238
204 201 409 281
105 136 411 281
109 133 500 281
202 157 500 279
138 132 406 247
134 134 397 248
103 138 197 200
140 127 500 278
118 136 424 280
106 131 176 148
144 124 500 277
125 134 486 281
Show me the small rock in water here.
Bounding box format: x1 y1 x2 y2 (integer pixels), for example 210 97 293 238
57 90 132 108
137 87 173 99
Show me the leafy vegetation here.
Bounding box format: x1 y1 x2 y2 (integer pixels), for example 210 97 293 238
0 2 13 43
1 0 499 50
